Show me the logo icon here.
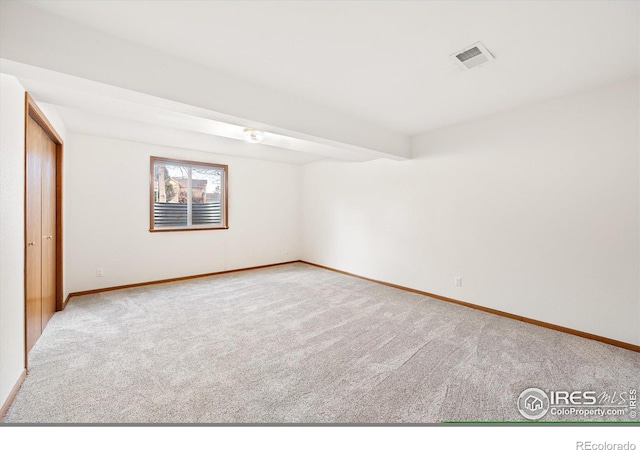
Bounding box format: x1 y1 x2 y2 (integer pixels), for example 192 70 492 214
518 388 550 420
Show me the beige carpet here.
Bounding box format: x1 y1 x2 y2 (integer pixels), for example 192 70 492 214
2 262 638 423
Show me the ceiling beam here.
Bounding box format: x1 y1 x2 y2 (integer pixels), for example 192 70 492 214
0 2 409 161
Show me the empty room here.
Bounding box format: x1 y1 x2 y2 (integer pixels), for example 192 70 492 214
0 0 638 438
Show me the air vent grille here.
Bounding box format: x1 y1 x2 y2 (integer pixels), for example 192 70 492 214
456 46 482 63
452 42 494 70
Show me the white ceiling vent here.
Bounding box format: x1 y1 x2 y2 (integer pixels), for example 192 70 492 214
451 42 494 70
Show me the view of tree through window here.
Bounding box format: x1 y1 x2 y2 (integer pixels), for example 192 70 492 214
151 157 228 231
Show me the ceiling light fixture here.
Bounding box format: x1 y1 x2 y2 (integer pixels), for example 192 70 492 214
243 128 266 144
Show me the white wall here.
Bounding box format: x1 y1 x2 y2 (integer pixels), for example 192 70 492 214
0 74 26 408
64 135 301 296
302 77 640 346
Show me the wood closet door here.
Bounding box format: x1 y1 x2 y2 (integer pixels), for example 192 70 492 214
41 129 57 329
25 115 57 354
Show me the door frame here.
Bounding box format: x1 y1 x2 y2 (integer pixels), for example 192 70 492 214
24 93 64 367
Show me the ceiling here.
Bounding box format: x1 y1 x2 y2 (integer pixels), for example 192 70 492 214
2 1 639 163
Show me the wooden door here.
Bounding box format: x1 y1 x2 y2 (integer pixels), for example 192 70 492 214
25 116 43 353
25 115 57 354
41 130 57 329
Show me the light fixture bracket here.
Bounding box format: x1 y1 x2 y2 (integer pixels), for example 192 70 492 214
243 128 266 144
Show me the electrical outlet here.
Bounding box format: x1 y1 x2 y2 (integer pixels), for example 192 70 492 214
454 276 463 287
96 268 104 277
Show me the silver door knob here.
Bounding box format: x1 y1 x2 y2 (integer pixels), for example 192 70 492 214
27 242 35 246
44 236 52 239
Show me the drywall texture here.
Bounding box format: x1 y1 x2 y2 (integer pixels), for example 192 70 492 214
64 135 301 295
302 78 640 346
0 74 26 408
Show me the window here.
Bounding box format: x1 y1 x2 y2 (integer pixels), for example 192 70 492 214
150 157 228 231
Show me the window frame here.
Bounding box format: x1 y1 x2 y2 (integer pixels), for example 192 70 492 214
149 156 229 232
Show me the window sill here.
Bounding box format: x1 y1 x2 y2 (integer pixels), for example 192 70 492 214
149 226 229 233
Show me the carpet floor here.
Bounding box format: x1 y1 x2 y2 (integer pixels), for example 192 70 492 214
2 262 638 423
